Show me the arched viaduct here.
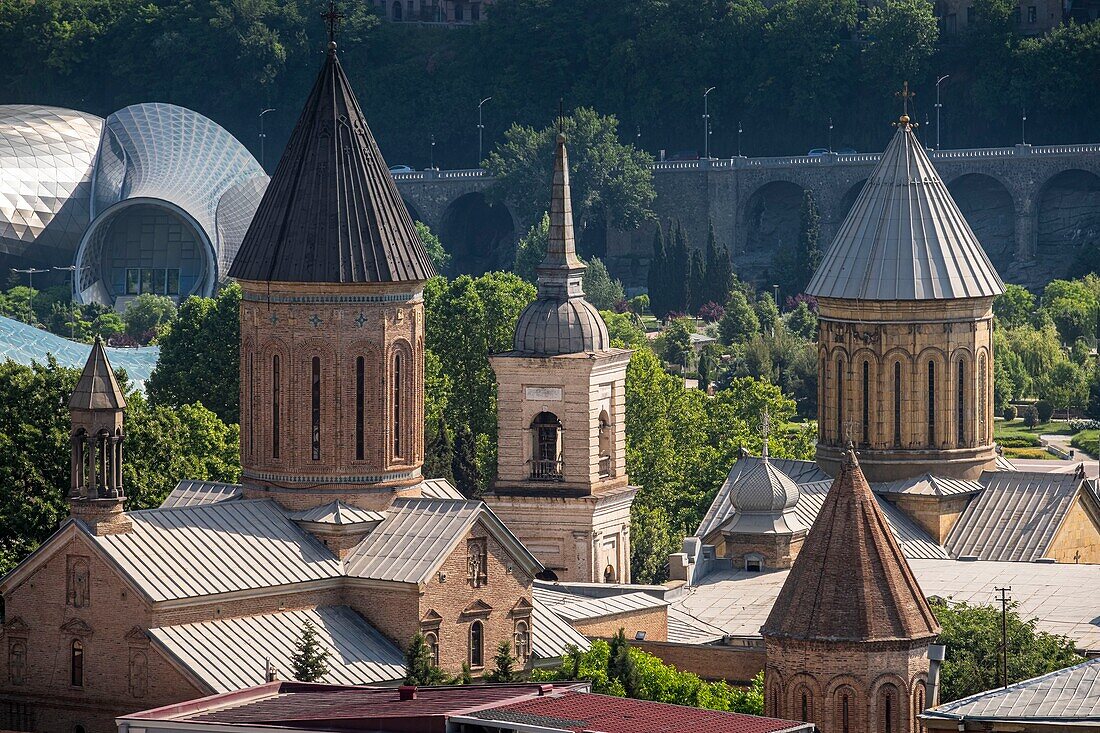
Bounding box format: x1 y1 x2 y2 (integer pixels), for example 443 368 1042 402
394 143 1100 288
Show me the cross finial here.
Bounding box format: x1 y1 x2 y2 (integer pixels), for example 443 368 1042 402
761 409 771 460
322 0 344 48
557 98 565 136
895 81 916 126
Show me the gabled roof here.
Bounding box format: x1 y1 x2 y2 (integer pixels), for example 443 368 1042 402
922 656 1100 725
531 597 591 659
344 498 542 585
228 46 434 285
69 336 125 410
533 588 667 623
875 473 984 498
418 478 466 500
93 500 342 602
161 480 243 508
149 606 404 693
806 118 1004 301
762 446 940 643
944 472 1092 562
289 501 385 526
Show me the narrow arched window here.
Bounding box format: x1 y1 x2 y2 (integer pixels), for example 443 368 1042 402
957 360 966 447
801 692 808 721
893 361 902 447
598 411 612 478
927 360 936 447
842 694 850 733
469 621 483 667
531 412 563 480
836 358 844 442
248 353 254 457
424 631 439 666
393 351 404 459
862 360 870 447
70 640 84 687
355 356 365 461
979 353 988 443
272 355 281 459
311 357 321 461
885 691 894 732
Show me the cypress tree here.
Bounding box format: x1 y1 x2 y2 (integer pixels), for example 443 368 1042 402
668 221 691 315
423 418 454 484
451 424 481 496
796 190 822 294
486 639 519 682
688 249 705 315
647 222 667 319
703 222 721 305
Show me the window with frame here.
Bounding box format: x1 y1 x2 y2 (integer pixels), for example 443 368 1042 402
272 355 281 459
862 360 870 446
469 621 484 667
70 640 84 687
979 354 988 443
4 702 34 732
467 538 488 587
893 361 902 447
311 356 321 461
957 360 966 447
835 358 844 442
393 351 404 459
927 360 936 447
355 356 365 461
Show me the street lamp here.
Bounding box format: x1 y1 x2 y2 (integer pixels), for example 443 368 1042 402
1021 106 1027 146
827 117 834 153
703 87 716 160
773 284 780 311
477 96 492 167
737 120 743 157
53 265 78 339
12 267 47 289
259 108 276 170
934 75 949 150
430 133 436 170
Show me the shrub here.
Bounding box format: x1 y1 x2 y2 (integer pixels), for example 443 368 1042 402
1003 405 1017 421
997 435 1041 448
1036 400 1054 423
1022 405 1039 428
698 301 724 323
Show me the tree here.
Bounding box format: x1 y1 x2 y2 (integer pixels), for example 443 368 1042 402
424 417 455 483
1039 361 1088 418
147 284 241 424
608 629 639 697
1042 278 1100 345
123 293 177 343
688 249 706 315
451 424 481 496
931 598 1082 703
661 318 694 370
602 311 648 349
775 190 822 298
290 620 329 682
486 639 520 683
785 301 817 340
404 633 446 685
486 107 655 256
702 223 734 308
994 284 1036 328
416 221 452 275
514 213 549 283
861 0 939 85
667 222 691 316
584 257 625 311
754 293 780 335
718 291 760 345
647 223 668 320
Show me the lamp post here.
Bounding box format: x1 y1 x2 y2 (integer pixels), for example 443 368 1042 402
737 120 743 157
12 267 47 290
53 265 78 340
703 86 716 159
477 96 492 166
430 134 436 170
934 75 949 150
1021 106 1027 146
827 117 834 153
259 108 275 170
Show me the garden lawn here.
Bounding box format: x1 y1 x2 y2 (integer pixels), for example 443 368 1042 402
995 419 1078 442
1071 430 1099 459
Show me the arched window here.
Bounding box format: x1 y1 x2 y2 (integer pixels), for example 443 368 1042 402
979 353 988 443
469 621 484 667
392 0 402 19
248 353 254 457
862 360 870 447
530 412 563 480
514 620 530 662
842 694 850 733
880 684 900 733
835 358 844 443
355 356 365 461
424 631 439 666
393 351 404 459
70 640 84 687
893 361 902 447
957 360 966 447
913 681 926 721
598 410 612 478
272 355 281 459
311 356 321 461
801 692 808 721
927 360 936 447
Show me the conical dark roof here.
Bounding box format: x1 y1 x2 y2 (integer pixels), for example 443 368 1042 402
806 118 1003 301
761 445 939 643
228 45 435 284
69 336 126 411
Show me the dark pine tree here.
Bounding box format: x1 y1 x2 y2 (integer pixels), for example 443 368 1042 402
688 249 706 315
290 621 329 682
668 221 691 316
795 189 822 295
647 222 667 320
424 418 454 484
451 424 481 496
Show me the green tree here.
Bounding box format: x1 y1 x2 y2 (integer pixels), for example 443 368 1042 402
702 222 734 308
485 639 520 683
1037 361 1089 418
861 0 939 84
661 318 694 370
754 293 780 335
290 620 330 682
647 223 668 320
602 311 648 349
404 633 446 685
416 221 452 275
147 284 241 423
775 190 822 298
451 424 481 496
486 108 655 255
584 257 625 311
931 598 1082 703
667 222 691 316
90 311 126 341
688 249 706 315
424 417 455 483
608 629 639 697
994 284 1036 328
718 290 760 345
785 301 817 340
514 213 549 283
123 294 177 343
1042 277 1100 345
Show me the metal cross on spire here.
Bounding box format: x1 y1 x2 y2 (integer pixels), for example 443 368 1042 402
761 409 771 459
895 80 916 124
322 0 344 45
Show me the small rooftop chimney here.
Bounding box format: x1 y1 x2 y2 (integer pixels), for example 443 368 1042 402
399 685 417 701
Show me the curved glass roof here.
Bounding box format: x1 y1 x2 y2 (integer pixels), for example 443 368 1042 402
0 105 103 263
0 315 159 391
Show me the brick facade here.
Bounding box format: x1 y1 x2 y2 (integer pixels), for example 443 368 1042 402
635 642 767 686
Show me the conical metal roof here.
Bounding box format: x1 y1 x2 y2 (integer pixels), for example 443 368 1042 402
228 45 435 284
69 336 126 411
806 118 1004 301
761 445 940 643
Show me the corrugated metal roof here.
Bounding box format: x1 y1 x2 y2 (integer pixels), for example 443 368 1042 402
161 480 243 508
418 478 466 500
667 606 727 645
534 589 667 622
289 501 385 525
944 472 1085 562
806 120 1004 301
149 606 404 693
697 457 824 538
996 454 1019 471
94 500 341 602
923 656 1100 724
531 597 592 659
874 473 983 497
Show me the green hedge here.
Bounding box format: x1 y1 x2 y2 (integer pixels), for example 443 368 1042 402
997 435 1042 448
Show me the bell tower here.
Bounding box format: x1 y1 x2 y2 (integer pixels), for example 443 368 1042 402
485 133 637 583
68 336 131 535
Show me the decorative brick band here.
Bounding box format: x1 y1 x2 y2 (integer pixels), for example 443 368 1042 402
242 468 421 485
242 292 420 304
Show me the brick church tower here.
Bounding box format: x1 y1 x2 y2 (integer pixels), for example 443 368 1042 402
806 109 1004 482
485 134 637 583
228 39 436 512
761 444 941 733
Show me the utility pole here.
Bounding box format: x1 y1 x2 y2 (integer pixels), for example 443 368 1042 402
995 586 1012 689
703 87 716 159
259 108 275 171
935 75 949 150
53 265 78 340
477 96 492 166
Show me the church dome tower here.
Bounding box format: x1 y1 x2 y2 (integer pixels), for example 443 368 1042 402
228 40 435 511
806 112 1004 482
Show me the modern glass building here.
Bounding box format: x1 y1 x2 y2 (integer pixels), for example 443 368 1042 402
0 103 268 309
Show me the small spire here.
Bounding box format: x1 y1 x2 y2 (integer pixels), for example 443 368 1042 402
537 128 586 281
70 335 126 411
761 409 771 460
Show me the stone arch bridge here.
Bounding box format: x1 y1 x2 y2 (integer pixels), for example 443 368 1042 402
394 143 1100 288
